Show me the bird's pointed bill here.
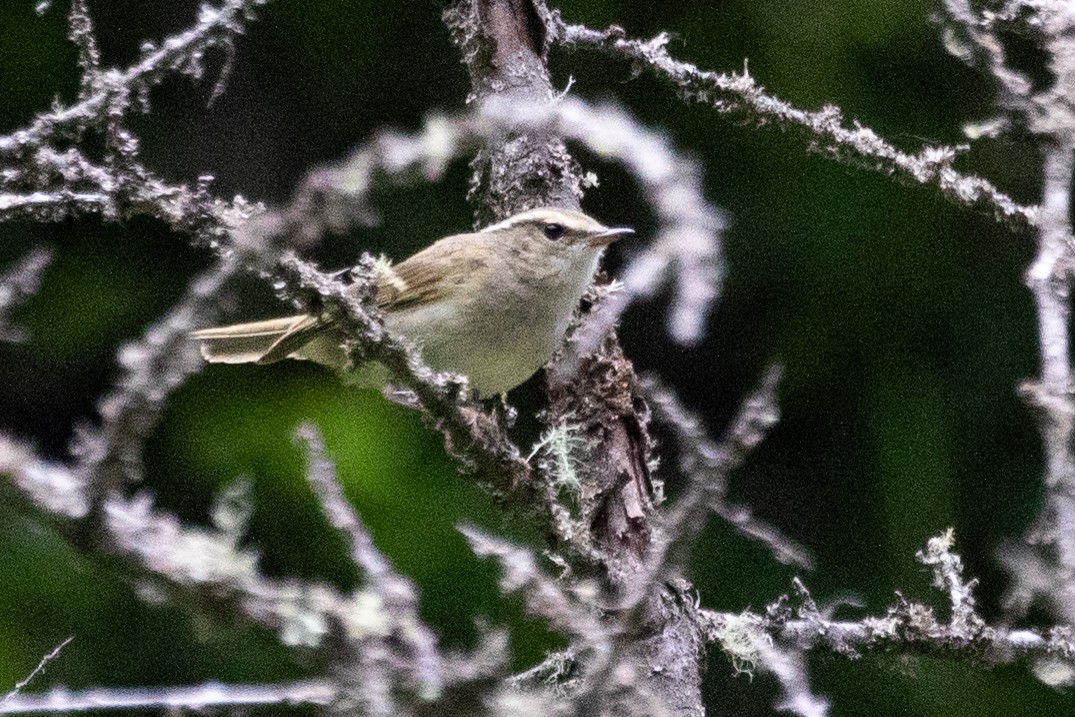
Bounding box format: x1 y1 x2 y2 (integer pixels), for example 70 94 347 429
588 226 635 247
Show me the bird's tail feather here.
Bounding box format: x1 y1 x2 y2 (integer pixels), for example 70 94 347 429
191 315 342 367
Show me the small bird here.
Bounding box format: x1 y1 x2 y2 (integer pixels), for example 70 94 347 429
192 207 633 396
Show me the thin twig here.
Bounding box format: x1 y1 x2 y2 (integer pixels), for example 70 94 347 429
642 367 810 574
459 525 608 644
2 638 74 705
917 529 985 634
0 247 51 343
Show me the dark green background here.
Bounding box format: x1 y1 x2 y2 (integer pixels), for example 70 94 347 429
0 1 1067 714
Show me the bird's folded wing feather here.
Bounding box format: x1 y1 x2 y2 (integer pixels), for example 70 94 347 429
375 233 487 311
191 315 324 364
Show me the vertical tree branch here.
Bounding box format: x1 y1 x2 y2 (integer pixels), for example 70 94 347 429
1022 142 1075 577
937 0 1075 626
443 0 581 224
442 2 700 714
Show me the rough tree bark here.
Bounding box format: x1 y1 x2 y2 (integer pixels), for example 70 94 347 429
442 1 704 714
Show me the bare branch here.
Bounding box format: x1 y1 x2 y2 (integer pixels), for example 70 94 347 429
0 681 336 715
0 247 51 344
642 367 811 573
71 258 240 500
295 423 444 700
0 148 260 252
936 1 1075 141
460 524 607 644
552 16 1038 228
2 638 73 705
0 0 269 156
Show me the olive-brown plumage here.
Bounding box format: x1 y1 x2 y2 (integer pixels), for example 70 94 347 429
191 207 632 395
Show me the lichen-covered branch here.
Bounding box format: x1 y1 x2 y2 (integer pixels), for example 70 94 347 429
937 0 1034 107
442 0 581 225
295 424 443 701
72 258 241 504
1020 141 1075 591
934 0 1075 627
0 435 352 651
702 533 1075 714
552 15 1038 228
461 525 608 645
0 0 269 156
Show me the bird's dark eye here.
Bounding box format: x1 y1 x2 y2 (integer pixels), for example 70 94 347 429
543 223 565 241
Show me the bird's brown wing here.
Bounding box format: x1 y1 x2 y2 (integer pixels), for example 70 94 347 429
375 232 489 311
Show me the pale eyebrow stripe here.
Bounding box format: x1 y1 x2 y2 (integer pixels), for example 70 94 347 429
480 217 525 232
481 210 577 233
